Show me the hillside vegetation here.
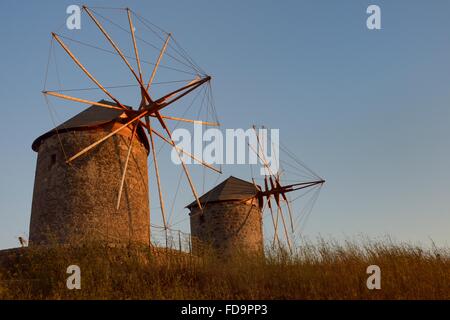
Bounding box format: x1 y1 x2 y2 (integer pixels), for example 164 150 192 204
0 239 448 299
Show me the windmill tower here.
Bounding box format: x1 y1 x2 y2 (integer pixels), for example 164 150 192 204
30 102 151 246
187 176 264 256
31 6 220 247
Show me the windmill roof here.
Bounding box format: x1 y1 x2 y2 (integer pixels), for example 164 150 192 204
32 100 149 152
186 176 261 209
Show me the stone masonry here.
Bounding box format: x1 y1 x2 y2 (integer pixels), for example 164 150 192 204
189 199 263 256
29 124 150 246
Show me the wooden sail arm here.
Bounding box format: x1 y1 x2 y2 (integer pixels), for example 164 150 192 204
82 6 155 105
264 177 280 248
43 91 126 111
66 110 149 163
260 180 325 196
116 123 138 210
42 92 218 126
269 176 279 197
268 196 282 249
276 203 292 254
269 176 276 189
153 110 170 133
251 125 290 198
289 181 324 192
156 118 203 210
153 76 210 106
51 33 128 111
139 120 222 174
269 173 292 253
140 77 208 118
147 116 168 230
281 180 325 191
275 178 294 232
146 33 171 91
269 176 279 203
268 176 295 234
149 114 219 126
145 77 200 112
264 176 270 193
280 191 295 233
126 8 143 83
266 173 292 253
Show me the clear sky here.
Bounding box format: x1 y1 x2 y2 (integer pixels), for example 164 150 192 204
1 0 449 250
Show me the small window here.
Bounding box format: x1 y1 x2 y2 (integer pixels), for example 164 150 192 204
49 154 57 169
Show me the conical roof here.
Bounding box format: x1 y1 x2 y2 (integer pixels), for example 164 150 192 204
32 100 149 152
186 176 261 209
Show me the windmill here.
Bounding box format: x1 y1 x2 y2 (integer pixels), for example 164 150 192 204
185 126 324 256
249 126 325 254
39 6 221 245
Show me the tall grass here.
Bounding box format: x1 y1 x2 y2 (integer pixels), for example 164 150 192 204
0 238 448 299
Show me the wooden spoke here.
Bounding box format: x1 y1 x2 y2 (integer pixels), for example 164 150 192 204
265 177 280 248
155 76 199 105
269 199 280 248
83 6 154 105
262 180 325 195
155 76 209 106
127 8 143 83
269 176 292 254
147 117 168 234
149 114 219 126
140 120 221 174
52 33 128 111
67 110 148 163
251 128 300 252
150 115 203 210
43 91 125 111
116 123 138 210
146 33 171 91
285 180 325 192
252 125 276 176
142 76 209 117
252 125 325 192
275 197 292 254
268 177 280 245
281 191 295 233
146 77 200 113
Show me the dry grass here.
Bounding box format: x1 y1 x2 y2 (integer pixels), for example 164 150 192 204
0 238 448 300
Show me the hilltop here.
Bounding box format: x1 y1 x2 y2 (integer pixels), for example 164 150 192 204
0 239 448 299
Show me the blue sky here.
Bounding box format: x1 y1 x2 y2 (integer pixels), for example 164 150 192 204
1 0 450 249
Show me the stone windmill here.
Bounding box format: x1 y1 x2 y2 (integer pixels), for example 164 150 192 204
30 6 220 246
187 128 325 256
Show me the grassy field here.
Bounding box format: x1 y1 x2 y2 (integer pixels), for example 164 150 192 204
0 239 448 299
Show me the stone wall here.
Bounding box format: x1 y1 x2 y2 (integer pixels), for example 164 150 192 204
29 125 150 246
189 199 263 256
